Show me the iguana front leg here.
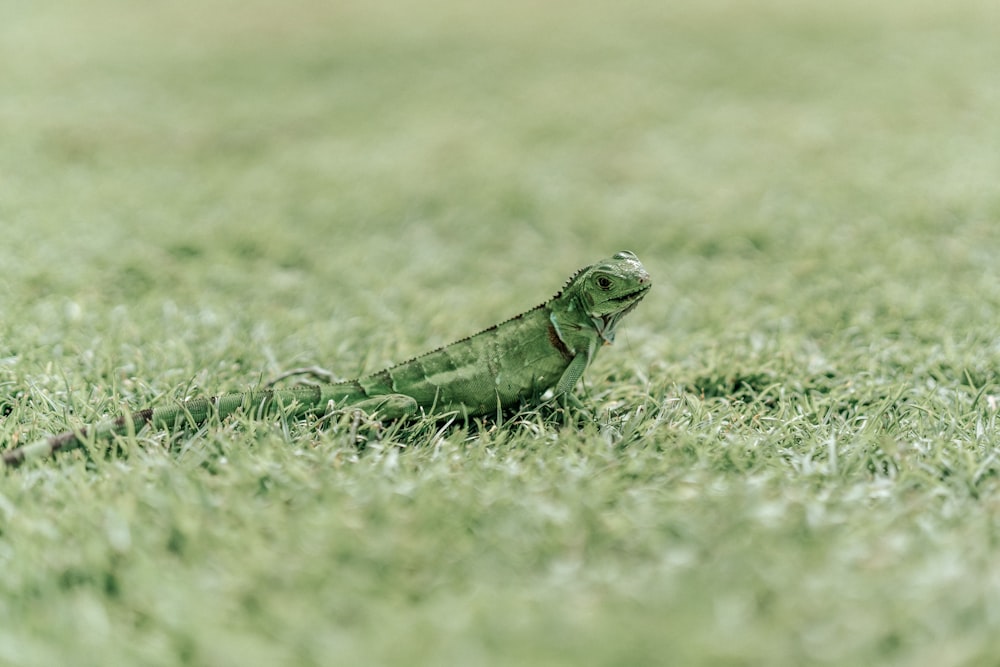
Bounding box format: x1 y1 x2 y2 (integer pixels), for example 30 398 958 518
552 351 591 411
555 351 589 396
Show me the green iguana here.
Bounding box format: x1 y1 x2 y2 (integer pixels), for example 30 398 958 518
3 251 650 467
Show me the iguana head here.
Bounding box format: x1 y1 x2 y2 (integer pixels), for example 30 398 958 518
557 250 651 344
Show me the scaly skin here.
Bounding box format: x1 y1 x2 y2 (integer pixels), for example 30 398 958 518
3 251 650 467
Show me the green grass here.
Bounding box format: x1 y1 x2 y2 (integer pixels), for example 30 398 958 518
3 0 1000 664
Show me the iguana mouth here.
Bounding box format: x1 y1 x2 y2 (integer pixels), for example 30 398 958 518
609 284 651 305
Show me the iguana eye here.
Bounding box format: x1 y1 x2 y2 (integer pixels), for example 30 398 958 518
596 276 613 290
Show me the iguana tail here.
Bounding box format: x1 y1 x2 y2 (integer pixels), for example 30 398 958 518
3 385 335 468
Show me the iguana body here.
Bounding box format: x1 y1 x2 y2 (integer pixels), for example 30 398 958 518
3 251 650 467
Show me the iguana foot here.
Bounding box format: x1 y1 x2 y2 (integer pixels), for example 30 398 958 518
533 391 594 426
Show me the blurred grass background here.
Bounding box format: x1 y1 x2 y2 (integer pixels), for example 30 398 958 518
2 0 1000 665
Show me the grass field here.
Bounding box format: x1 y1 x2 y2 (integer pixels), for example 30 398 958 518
2 0 1000 664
